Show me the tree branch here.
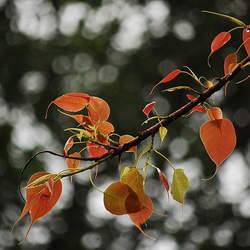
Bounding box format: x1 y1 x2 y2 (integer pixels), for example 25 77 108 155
22 55 250 179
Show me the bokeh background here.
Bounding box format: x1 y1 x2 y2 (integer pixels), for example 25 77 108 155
0 0 250 249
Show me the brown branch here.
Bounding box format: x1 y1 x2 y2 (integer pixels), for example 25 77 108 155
22 55 250 179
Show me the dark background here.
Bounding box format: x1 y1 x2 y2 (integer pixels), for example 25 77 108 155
0 0 250 249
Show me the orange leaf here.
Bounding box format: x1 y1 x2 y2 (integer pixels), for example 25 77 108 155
243 26 250 56
142 101 156 117
97 121 114 135
47 93 90 116
224 52 237 75
66 152 81 171
207 107 223 120
200 119 236 167
64 137 74 155
186 94 196 101
208 32 231 66
88 96 110 124
129 194 155 240
104 182 141 215
86 142 108 158
119 135 137 152
150 69 181 94
14 172 62 239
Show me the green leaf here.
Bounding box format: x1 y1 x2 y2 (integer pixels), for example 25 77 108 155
159 126 168 142
170 168 189 204
202 11 246 27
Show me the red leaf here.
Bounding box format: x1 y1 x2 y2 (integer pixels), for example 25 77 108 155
186 94 196 101
66 152 81 171
150 69 181 94
142 101 156 117
65 114 92 126
200 119 236 167
243 26 250 56
208 32 231 66
14 172 62 239
88 96 110 124
224 52 238 75
47 93 90 116
186 95 206 113
86 142 108 158
157 169 169 192
192 106 206 113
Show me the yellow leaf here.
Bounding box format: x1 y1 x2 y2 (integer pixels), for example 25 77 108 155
159 126 168 142
170 168 189 204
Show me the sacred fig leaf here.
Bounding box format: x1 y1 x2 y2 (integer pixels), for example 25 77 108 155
66 152 81 171
142 101 156 117
88 96 110 124
129 194 155 240
97 121 114 135
86 142 109 158
243 26 250 56
224 52 238 76
14 172 62 239
120 167 144 195
46 93 90 117
200 118 236 167
150 69 181 94
119 135 137 152
207 107 223 120
159 126 168 142
208 32 231 66
104 181 141 215
171 168 189 204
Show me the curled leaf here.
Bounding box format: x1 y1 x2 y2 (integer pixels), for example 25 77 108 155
157 168 169 194
104 181 141 215
64 137 74 155
171 168 189 204
161 86 193 92
208 32 231 66
207 107 223 120
143 101 156 117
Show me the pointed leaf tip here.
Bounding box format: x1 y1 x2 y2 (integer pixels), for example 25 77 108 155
200 118 236 167
208 32 231 66
150 69 181 94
